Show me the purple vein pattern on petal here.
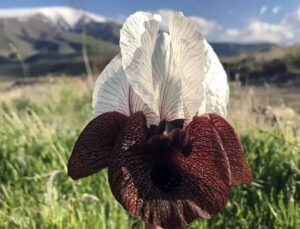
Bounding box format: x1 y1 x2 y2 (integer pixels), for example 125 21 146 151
152 32 186 121
93 54 160 126
208 113 252 185
108 112 231 229
174 114 231 220
68 112 128 180
169 12 207 120
120 12 161 124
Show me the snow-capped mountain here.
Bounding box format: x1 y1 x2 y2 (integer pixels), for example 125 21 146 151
0 6 121 77
0 6 110 30
0 6 275 77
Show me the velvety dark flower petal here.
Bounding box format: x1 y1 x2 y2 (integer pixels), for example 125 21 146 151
108 112 231 229
108 112 149 216
173 114 231 219
207 113 252 185
68 112 128 180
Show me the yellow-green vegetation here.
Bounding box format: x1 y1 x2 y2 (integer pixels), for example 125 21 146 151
223 44 300 74
0 77 299 228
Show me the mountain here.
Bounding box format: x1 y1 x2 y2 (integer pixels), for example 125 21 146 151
0 7 280 77
211 42 277 58
74 20 121 44
222 45 300 86
0 7 120 77
0 6 108 30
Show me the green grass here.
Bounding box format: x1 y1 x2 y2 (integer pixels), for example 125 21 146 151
0 78 299 229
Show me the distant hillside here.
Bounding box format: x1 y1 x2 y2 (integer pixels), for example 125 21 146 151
0 6 286 77
74 21 121 44
222 45 300 86
0 7 119 77
211 42 276 58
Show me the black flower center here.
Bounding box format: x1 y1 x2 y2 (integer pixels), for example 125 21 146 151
150 164 181 192
145 129 193 193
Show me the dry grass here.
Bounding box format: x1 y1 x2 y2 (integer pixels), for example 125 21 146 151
1 77 300 136
227 82 300 139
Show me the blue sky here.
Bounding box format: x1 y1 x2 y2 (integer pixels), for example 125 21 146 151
1 0 298 28
1 0 300 44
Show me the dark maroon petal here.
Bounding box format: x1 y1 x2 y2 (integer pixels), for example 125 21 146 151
208 113 252 185
172 114 231 219
67 111 128 180
108 112 231 229
108 112 149 216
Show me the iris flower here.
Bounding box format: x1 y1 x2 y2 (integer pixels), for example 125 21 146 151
68 11 252 229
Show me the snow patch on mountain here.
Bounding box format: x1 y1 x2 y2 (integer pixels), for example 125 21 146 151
0 6 108 29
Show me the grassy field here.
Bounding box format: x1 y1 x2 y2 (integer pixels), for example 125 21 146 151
0 77 300 229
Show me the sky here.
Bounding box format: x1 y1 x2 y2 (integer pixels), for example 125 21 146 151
1 0 300 44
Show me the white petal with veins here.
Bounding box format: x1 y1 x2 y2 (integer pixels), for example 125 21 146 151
93 11 229 125
93 54 160 125
169 12 207 120
152 33 184 121
152 32 203 122
120 11 161 122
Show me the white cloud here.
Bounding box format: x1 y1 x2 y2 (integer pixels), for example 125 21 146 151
272 6 281 14
282 7 300 28
189 16 222 36
155 9 221 37
153 8 300 44
223 20 293 43
118 7 300 44
219 6 300 44
260 6 267 15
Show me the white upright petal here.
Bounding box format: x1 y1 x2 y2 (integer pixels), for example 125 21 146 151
93 54 160 126
152 33 183 121
120 11 161 119
152 32 201 121
203 40 229 117
168 12 207 119
169 12 206 86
